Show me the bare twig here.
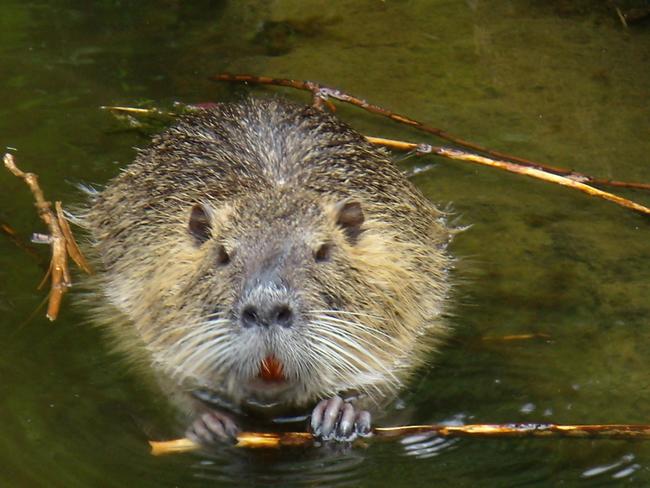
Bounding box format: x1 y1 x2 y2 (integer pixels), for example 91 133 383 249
211 73 650 192
482 333 552 342
100 106 174 116
0 220 46 266
4 153 91 320
56 202 92 274
366 136 650 217
617 6 650 25
149 422 650 455
616 7 629 28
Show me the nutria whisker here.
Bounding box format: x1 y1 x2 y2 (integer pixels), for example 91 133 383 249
311 314 394 343
201 310 229 321
309 309 383 320
149 318 231 349
310 319 398 362
309 311 387 329
307 340 383 400
312 320 398 358
307 322 401 391
172 334 235 379
167 333 232 366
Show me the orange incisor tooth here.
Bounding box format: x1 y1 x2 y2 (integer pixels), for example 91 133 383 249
260 355 284 382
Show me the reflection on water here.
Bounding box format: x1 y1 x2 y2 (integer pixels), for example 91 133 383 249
190 444 366 487
1 0 650 486
401 433 460 460
582 453 640 480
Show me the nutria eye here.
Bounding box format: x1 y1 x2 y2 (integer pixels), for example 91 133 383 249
314 243 333 263
188 203 211 245
216 244 230 266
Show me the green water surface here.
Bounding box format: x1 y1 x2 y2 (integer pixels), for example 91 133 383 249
1 1 650 486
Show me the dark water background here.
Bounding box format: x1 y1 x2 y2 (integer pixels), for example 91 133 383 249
1 1 650 486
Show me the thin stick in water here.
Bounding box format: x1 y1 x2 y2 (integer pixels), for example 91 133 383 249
365 136 650 217
149 422 650 456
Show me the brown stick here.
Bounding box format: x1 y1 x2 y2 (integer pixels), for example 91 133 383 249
482 333 552 342
618 6 650 25
366 136 650 217
211 73 650 192
0 220 46 266
4 153 91 321
100 105 174 117
149 422 650 455
56 202 92 274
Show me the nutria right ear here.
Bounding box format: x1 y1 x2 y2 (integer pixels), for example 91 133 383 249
188 203 212 245
336 201 364 243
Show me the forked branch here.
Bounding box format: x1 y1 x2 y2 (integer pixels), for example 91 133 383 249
3 154 92 320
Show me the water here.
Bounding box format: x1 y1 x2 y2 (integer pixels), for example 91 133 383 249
1 0 650 486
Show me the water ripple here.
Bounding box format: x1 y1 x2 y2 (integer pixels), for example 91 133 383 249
581 453 639 480
188 443 366 487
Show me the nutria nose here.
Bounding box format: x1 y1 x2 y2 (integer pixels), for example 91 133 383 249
241 303 294 328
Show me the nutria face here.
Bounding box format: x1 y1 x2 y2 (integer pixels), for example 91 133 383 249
152 188 402 407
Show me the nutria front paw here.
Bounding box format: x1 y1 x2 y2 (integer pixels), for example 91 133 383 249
186 410 240 445
310 395 371 442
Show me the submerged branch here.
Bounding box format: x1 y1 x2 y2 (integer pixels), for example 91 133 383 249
150 422 650 455
0 220 46 267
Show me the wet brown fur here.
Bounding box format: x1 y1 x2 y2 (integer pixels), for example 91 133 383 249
80 98 452 414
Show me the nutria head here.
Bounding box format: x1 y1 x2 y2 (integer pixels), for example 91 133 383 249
84 98 451 410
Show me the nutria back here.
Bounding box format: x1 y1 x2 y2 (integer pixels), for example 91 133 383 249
83 98 452 412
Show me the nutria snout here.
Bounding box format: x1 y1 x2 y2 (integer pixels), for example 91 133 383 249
81 97 453 443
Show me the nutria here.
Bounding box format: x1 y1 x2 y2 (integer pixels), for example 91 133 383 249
80 98 453 443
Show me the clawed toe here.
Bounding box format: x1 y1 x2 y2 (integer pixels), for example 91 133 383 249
310 395 372 442
186 410 240 445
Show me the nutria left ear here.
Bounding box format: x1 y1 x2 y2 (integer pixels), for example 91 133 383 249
336 201 364 243
188 203 212 245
